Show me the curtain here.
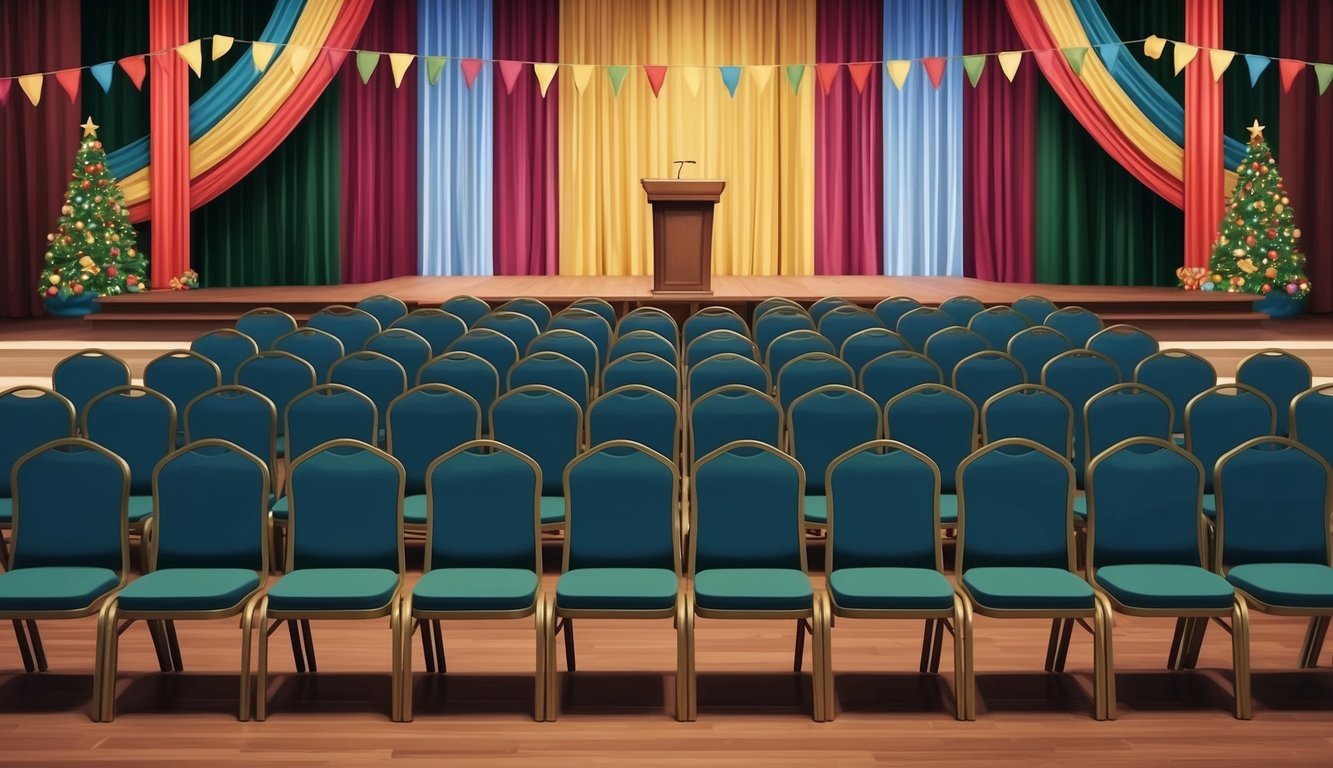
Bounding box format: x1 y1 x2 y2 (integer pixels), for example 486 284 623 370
340 0 418 284
148 0 191 289
1223 0 1278 155
81 0 149 157
962 0 1035 283
419 0 493 276
1183 0 1223 269
882 0 963 276
493 0 558 276
815 0 881 276
559 0 815 277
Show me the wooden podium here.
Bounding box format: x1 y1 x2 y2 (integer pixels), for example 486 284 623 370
642 179 725 294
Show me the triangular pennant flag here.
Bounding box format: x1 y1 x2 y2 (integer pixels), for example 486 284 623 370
785 64 804 94
681 67 701 97
176 40 203 77
0 79 12 106
1034 48 1057 71
1316 63 1333 96
570 64 594 94
997 51 1023 82
54 69 81 102
1210 49 1236 81
251 42 277 73
885 60 910 90
848 62 873 93
425 56 447 86
1173 42 1198 76
816 63 840 94
326 48 349 75
1144 35 1167 60
962 55 986 87
212 34 234 61
18 74 42 106
460 59 483 89
922 57 947 89
1244 54 1270 86
608 65 629 96
498 60 523 94
89 62 115 93
533 63 557 97
1099 43 1121 74
118 55 147 89
719 66 742 97
289 45 311 75
1062 47 1088 76
389 53 414 88
748 65 772 93
644 65 667 97
356 51 381 84
1278 59 1305 93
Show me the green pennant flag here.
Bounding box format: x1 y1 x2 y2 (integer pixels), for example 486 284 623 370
608 65 629 96
1062 47 1088 76
785 64 805 94
356 51 380 84
963 55 986 87
1316 63 1333 96
425 56 447 86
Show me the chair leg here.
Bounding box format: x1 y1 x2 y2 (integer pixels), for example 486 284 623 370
950 597 967 721
544 597 559 721
562 618 576 672
1096 593 1116 721
1092 599 1110 721
287 620 306 673
1232 600 1253 720
401 600 416 723
961 598 976 721
432 619 445 674
1180 616 1208 670
674 592 693 722
147 620 174 672
1298 615 1329 669
0 531 10 571
255 598 271 721
1053 618 1075 673
300 619 317 672
25 620 47 672
1044 619 1062 672
419 618 436 674
792 619 805 673
533 598 545 723
810 595 827 722
11 620 35 674
93 599 118 722
929 618 946 674
919 619 935 674
1167 616 1188 669
390 597 402 722
239 598 258 721
165 620 183 672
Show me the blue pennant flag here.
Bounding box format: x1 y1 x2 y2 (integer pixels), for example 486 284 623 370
719 66 741 98
90 62 116 93
1244 54 1270 87
1098 44 1121 76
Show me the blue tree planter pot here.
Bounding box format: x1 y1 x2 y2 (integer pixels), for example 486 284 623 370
43 292 100 317
1253 290 1307 319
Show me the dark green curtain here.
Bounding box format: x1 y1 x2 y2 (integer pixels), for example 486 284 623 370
1223 0 1278 155
188 0 341 286
80 0 148 154
1034 1 1184 287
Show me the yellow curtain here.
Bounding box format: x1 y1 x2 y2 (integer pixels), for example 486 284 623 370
559 0 815 277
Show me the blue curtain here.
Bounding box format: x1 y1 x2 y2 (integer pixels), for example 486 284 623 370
882 0 964 276
418 0 494 276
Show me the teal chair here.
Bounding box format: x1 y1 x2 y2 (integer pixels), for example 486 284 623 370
1085 437 1249 720
1042 349 1121 486
688 440 829 721
448 328 521 388
873 296 922 331
824 440 969 721
497 297 552 332
1073 384 1174 524
588 385 681 464
1184 383 1276 518
1 439 128 716
1134 349 1217 436
549 308 613 368
355 295 409 330
786 385 880 530
273 327 344 384
1043 306 1103 348
96 439 272 721
685 329 760 368
687 385 782 472
754 307 816 361
616 307 679 349
839 327 908 377
400 441 546 721
1236 349 1312 437
765 329 836 381
308 306 382 354
609 329 678 367
938 295 986 326
509 351 591 412
83 386 177 554
754 297 805 321
546 441 684 720
967 306 1031 351
190 332 257 386
144 351 222 447
569 297 617 330
809 297 852 323
1290 384 1333 470
275 385 378 539
256 439 406 721
817 305 883 352
1087 325 1159 390
531 329 602 388
859 351 943 409
417 351 500 433
476 311 543 359
688 353 769 403
491 385 583 533
922 327 990 383
953 351 1027 413
885 385 976 530
682 306 748 349
185 386 279 552
1006 327 1072 391
236 308 297 352
1011 295 1059 326
896 307 958 353
386 384 481 532
0 387 75 571
440 295 491 328
956 438 1110 720
391 309 468 357
775 352 854 415
328 351 408 430
980 384 1074 460
366 328 433 391
53 349 132 420
236 351 316 457
602 352 679 402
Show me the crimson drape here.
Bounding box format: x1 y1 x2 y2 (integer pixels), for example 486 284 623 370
814 0 882 276
1184 0 1223 270
493 0 559 276
1278 0 1333 313
148 0 190 289
963 0 1035 282
339 0 418 284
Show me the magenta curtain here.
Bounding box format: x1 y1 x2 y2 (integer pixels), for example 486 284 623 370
1279 0 1333 313
492 0 559 276
339 0 418 284
814 0 883 276
963 0 1036 282
0 1 82 318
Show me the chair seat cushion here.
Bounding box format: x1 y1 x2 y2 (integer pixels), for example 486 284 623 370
117 568 261 612
962 567 1094 611
0 567 119 611
413 568 537 612
0 497 10 524
557 568 679 611
267 568 398 612
829 567 955 611
269 494 288 520
128 495 154 524
1227 563 1333 609
403 494 427 526
803 494 827 525
694 568 813 612
939 494 958 526
1095 564 1234 610
540 496 565 526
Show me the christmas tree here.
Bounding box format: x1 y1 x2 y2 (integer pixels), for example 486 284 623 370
38 117 148 303
1205 120 1308 299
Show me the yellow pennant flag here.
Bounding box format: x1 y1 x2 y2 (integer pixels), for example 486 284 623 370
680 67 701 98
211 34 234 61
176 40 203 77
570 64 594 94
1144 35 1167 60
288 45 311 75
18 74 43 106
1173 42 1198 75
1209 49 1235 81
997 51 1023 82
748 65 773 93
886 60 911 90
388 53 414 87
533 63 558 97
252 42 277 72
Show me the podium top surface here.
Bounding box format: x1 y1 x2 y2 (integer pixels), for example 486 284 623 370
641 179 726 202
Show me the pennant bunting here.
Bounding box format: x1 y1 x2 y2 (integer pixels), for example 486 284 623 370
785 64 804 94
962 55 986 87
720 66 741 97
1099 43 1121 74
848 62 873 93
211 34 234 60
608 65 629 96
1316 63 1333 96
18 74 43 106
425 56 447 86
89 62 116 93
885 60 910 90
681 67 702 97
289 45 311 75
997 51 1023 82
1209 49 1235 80
177 40 203 77
389 53 414 88
1278 59 1304 93
1244 54 1270 86
922 57 947 89
0 79 11 106
356 51 381 84
460 58 483 89
748 65 772 93
498 60 523 94
533 63 558 97
816 63 840 94
571 64 594 94
118 55 147 89
1062 47 1088 76
1173 42 1198 76
1144 35 1167 60
250 42 276 73
644 65 668 97
54 69 81 102
326 48 349 75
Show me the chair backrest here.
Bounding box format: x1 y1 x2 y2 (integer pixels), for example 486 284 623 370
682 306 748 349
285 385 379 470
1011 295 1059 326
497 297 552 332
688 385 782 465
885 384 976 493
10 438 128 572
754 307 816 360
273 327 345 383
569 297 617 329
476 310 543 358
1006 327 1072 390
287 440 404 572
144 351 221 430
1087 325 1159 390
809 297 852 324
236 307 297 351
938 295 986 325
765 329 836 378
448 327 521 385
1084 384 1173 469
152 439 270 573
550 308 614 368
1087 438 1206 571
53 349 132 418
354 295 409 329
873 296 922 331
366 328 433 386
953 350 1027 413
184 386 277 490
1216 437 1331 569
425 440 541 573
1042 349 1122 483
84 386 176 495
587 385 681 463
508 351 590 412
957 439 1075 571
776 352 855 414
787 385 881 494
0 387 75 498
1236 349 1312 436
754 297 805 321
922 326 990 382
691 440 806 574
491 385 583 496
827 440 942 572
980 384 1074 459
1043 306 1103 348
416 351 500 432
440 295 491 328
307 305 382 353
839 327 908 376
1185 384 1277 494
1291 384 1333 471
967 306 1030 351
530 328 602 383
685 329 760 368
387 384 481 496
602 352 679 401
859 351 943 408
896 307 958 353
609 329 678 367
190 332 258 387
328 351 408 425
565 441 680 572
390 308 468 357
817 305 884 351
1134 349 1217 435
616 307 679 347
236 351 316 435
688 353 769 403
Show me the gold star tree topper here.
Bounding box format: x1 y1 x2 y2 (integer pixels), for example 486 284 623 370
81 116 99 138
1247 119 1265 142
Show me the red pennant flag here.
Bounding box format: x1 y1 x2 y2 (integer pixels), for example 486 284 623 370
0 78 10 106
460 58 483 89
922 57 947 89
1033 49 1058 71
847 62 873 93
497 60 523 94
54 69 82 102
118 55 147 89
1278 58 1305 93
326 48 349 75
644 65 667 97
816 63 840 95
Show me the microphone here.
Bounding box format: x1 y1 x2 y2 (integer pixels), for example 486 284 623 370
674 160 697 179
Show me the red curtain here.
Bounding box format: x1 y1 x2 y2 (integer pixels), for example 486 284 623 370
493 0 559 276
814 0 883 276
148 0 190 289
963 0 1035 282
339 0 418 284
1184 0 1223 270
1279 0 1333 313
